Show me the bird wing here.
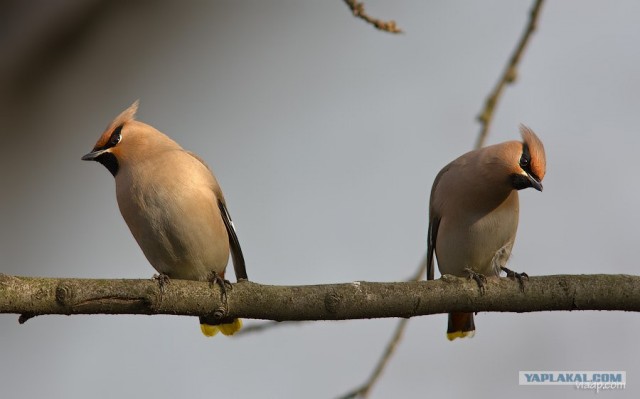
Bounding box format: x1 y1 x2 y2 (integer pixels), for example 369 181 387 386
426 163 453 281
426 215 439 281
218 199 248 280
187 150 248 281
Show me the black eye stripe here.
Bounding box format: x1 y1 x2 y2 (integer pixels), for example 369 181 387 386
94 125 123 152
519 143 541 181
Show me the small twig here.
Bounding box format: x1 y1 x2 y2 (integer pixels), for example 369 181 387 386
231 261 422 398
475 0 545 149
343 0 402 34
337 318 410 399
337 257 426 398
233 320 300 336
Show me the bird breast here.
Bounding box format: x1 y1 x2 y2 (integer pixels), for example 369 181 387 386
114 151 230 281
436 190 519 277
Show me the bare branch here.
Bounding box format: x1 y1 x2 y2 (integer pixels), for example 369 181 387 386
343 0 402 34
234 320 301 336
1 274 639 322
475 0 545 149
337 318 410 399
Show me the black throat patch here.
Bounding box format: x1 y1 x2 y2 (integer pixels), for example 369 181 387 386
95 152 119 177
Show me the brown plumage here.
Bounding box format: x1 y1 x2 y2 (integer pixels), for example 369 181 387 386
427 125 546 340
82 101 247 337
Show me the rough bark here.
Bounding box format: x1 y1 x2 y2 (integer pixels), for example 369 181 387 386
1 274 638 323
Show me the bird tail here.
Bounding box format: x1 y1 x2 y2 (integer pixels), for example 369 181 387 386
199 317 243 337
447 312 475 340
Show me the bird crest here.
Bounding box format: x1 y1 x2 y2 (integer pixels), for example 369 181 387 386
92 100 139 151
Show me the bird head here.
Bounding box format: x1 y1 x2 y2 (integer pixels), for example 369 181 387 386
82 101 179 176
81 100 140 177
510 125 546 192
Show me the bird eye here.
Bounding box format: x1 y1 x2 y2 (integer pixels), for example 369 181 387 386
108 126 123 147
519 153 530 168
109 132 121 146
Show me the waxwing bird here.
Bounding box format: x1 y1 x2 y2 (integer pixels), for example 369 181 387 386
426 125 546 340
82 101 248 337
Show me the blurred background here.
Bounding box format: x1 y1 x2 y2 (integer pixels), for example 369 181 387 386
1 1 639 398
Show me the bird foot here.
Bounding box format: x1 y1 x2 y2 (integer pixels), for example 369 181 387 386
501 266 528 292
208 271 233 303
153 273 171 293
464 268 487 295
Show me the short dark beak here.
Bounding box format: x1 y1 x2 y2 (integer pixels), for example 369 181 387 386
527 173 543 192
81 148 107 161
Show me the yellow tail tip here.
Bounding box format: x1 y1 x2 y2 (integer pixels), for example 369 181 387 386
219 318 243 336
446 330 475 341
200 324 220 337
200 319 242 337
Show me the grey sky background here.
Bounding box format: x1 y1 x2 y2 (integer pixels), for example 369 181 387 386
1 1 638 398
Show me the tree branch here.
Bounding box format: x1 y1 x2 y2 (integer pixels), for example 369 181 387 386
475 0 545 149
343 0 402 34
2 274 639 322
